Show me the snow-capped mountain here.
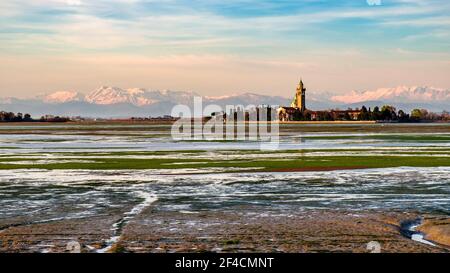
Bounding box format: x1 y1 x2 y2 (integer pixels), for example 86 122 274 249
0 97 15 104
1 85 448 118
85 86 153 106
0 86 289 117
205 92 288 106
83 86 200 106
331 86 450 104
43 91 84 104
43 87 286 108
143 89 199 105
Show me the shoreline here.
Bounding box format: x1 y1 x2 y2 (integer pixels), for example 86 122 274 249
1 120 450 126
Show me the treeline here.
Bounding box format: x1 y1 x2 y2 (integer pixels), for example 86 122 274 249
289 105 449 122
0 111 32 122
0 111 70 122
357 106 450 122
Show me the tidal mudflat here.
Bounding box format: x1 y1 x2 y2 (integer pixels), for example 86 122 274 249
0 123 449 252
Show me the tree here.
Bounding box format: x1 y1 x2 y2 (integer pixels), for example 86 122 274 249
410 109 427 121
420 109 429 120
303 110 312 121
0 111 15 121
397 110 409 122
381 105 397 120
343 112 351 121
0 111 34 122
371 106 381 120
317 111 333 121
358 105 370 120
441 111 450 121
381 105 396 120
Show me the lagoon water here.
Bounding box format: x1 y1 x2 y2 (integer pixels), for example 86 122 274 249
0 123 449 228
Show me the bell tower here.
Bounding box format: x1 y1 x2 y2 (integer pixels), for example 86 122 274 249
291 78 306 111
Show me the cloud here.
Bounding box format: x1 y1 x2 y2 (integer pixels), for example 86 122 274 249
2 0 449 50
2 1 449 56
66 0 82 6
381 16 450 26
1 0 449 97
366 0 382 6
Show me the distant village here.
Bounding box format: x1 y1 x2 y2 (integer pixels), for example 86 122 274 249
1 79 449 123
280 79 449 122
214 79 450 123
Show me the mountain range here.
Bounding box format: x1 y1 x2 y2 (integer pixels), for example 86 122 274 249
1 86 448 118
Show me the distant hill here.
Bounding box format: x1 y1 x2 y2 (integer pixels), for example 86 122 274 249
0 87 290 118
332 86 449 103
330 86 449 113
1 85 448 118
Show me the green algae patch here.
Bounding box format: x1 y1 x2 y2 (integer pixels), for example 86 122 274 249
0 155 449 171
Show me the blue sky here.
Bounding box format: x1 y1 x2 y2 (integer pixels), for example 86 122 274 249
1 0 449 97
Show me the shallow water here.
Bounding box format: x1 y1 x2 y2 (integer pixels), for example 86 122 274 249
0 167 448 224
1 123 450 153
0 124 449 227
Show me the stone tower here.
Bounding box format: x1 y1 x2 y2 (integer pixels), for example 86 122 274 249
291 78 306 111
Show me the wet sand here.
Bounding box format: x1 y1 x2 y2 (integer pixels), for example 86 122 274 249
262 166 368 172
418 216 450 246
1 208 448 253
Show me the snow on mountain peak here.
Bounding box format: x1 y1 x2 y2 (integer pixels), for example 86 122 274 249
34 85 449 112
126 88 146 95
43 91 84 104
85 86 149 105
331 86 450 104
84 86 197 106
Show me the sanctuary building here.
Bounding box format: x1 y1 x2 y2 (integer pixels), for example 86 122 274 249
277 79 362 121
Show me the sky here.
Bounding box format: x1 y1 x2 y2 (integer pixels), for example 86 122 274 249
0 0 449 98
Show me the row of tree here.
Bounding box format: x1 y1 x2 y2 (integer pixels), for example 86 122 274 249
0 111 70 122
0 111 32 122
288 105 449 122
358 106 450 122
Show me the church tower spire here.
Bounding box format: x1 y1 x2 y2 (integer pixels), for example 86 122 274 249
291 78 306 111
